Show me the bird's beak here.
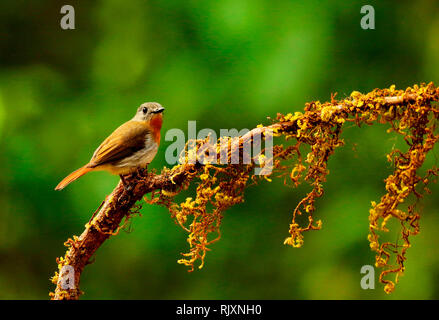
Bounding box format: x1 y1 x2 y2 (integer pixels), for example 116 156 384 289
152 106 165 114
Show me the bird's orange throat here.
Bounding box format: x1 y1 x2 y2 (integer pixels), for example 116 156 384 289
150 113 163 144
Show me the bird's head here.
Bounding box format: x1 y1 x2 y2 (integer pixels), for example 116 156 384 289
133 102 165 122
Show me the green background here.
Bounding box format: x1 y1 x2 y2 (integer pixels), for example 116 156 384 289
1 0 439 299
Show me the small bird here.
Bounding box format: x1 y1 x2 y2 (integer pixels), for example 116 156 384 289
55 102 164 191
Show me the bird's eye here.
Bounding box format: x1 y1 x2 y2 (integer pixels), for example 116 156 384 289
142 107 148 114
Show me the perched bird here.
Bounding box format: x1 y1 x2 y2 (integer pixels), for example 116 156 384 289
55 102 164 190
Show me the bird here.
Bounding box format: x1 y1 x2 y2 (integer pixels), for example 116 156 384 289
55 102 164 191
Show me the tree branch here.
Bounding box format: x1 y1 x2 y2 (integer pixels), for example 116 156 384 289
51 86 434 299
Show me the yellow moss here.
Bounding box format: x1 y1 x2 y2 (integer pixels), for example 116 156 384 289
161 188 179 197
143 83 439 294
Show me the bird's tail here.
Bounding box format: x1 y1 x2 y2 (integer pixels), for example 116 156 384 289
55 166 93 190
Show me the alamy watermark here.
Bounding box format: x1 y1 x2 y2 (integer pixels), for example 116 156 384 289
360 5 375 30
58 265 76 289
62 4 375 31
164 121 273 175
60 5 75 30
360 265 375 290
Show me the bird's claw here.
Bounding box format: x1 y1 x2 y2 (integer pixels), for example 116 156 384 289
119 175 132 192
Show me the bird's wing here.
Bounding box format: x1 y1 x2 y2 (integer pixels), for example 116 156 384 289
89 121 150 167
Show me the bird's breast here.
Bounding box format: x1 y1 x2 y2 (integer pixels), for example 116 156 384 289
150 114 163 144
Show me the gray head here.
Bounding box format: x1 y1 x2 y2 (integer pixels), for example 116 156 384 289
133 102 164 121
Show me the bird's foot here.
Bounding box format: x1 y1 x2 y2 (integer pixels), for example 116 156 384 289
119 175 132 191
138 166 148 177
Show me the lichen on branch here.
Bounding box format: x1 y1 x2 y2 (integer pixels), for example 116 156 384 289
51 82 439 299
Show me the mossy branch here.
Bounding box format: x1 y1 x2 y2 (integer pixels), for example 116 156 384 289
51 83 439 299
50 122 282 300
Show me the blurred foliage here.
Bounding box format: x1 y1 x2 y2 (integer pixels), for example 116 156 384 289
0 0 439 299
